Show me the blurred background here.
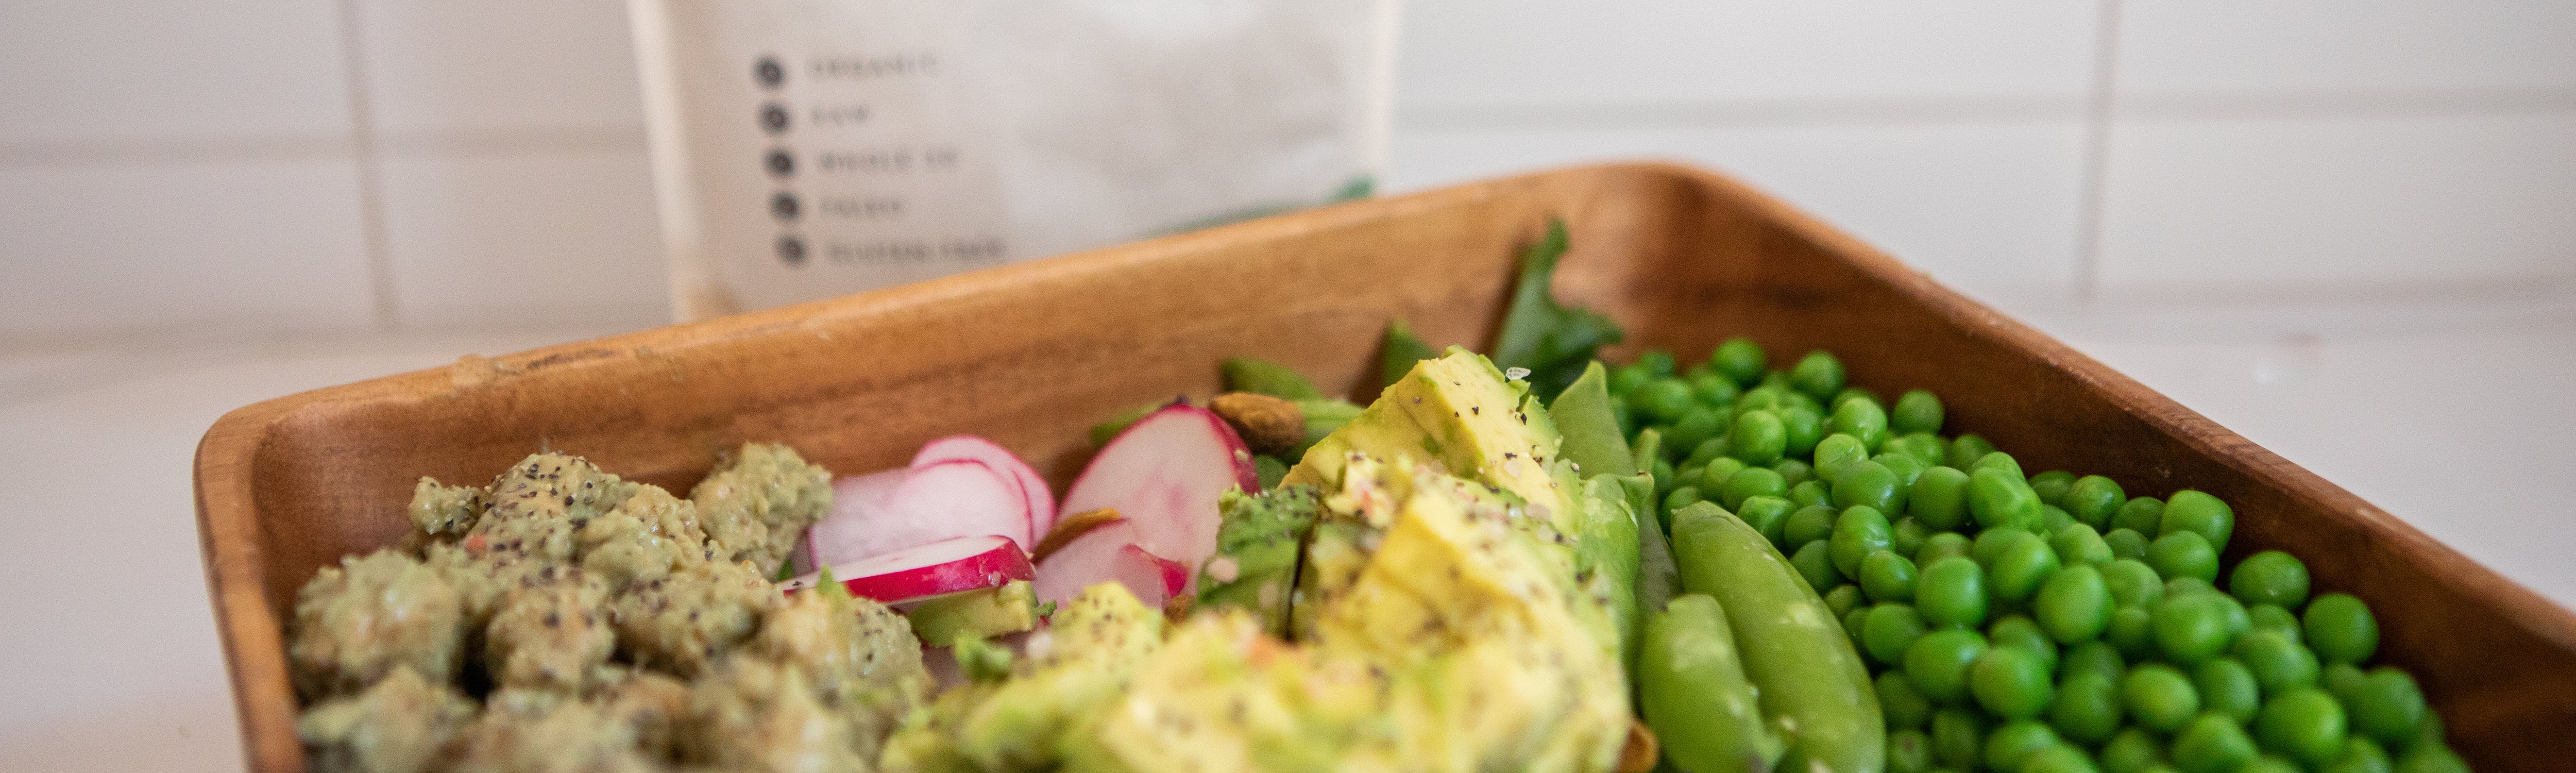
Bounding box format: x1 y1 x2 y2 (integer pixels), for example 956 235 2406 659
1 2 2571 771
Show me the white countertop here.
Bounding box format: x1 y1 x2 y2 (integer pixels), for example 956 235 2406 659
2 301 2570 772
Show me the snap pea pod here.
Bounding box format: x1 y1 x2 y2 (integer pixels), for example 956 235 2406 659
1577 475 1644 663
1641 594 1787 773
1219 356 1324 400
1632 428 1665 483
1627 473 1681 618
1551 360 1638 478
1672 501 1884 773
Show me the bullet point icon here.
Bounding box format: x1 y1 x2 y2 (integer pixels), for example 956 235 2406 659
760 103 789 134
770 192 800 221
776 235 806 266
765 148 793 178
754 56 785 89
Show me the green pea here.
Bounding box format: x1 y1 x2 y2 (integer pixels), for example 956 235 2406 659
2041 505 2076 533
2053 523 2115 567
1783 505 1840 552
1832 506 1896 577
1987 530 2063 604
1892 517 1929 559
2030 470 2077 507
1609 362 1656 396
1896 432 1950 469
1907 628 1990 704
2063 475 2127 529
1845 606 1874 651
1834 460 1908 515
2304 593 2380 665
1790 350 1846 400
1947 433 1998 471
2242 756 2304 773
1635 378 1697 423
1983 720 2061 772
2248 604 2302 645
2104 528 2150 562
1711 337 1769 386
2052 670 2126 744
1729 409 1789 465
1815 433 1872 483
2198 658 2262 723
2147 530 2220 583
1862 550 1920 603
2108 606 2158 660
1689 370 1741 407
2172 712 2258 773
1880 668 1935 730
1893 390 1945 434
1990 615 2061 674
2347 668 2427 746
1970 467 2044 531
2321 738 2393 773
1865 603 1931 666
1738 383 1794 413
2114 496 2166 535
1874 451 1929 489
1720 467 1789 511
1972 526 2028 566
2409 712 2448 755
2166 576 2218 600
1917 532 1973 567
1773 458 1814 489
1791 540 1842 592
2103 559 2164 608
1972 450 2026 481
2321 662 2368 704
2156 592 2240 665
1788 480 1832 512
1732 496 1795 548
1699 456 1748 491
1917 556 1990 628
1779 405 1826 459
2227 552 2313 612
2123 664 2202 731
1666 407 1727 458
1909 466 1973 531
1827 583 1865 618
2102 728 2165 773
2394 743 2468 773
1832 386 1882 411
1665 485 1705 516
2064 641 2127 683
2161 490 2236 554
1639 350 1679 377
2038 564 2112 643
1931 708 1987 770
2258 688 2350 765
1652 458 1677 495
1829 397 1891 452
1887 730 1934 773
2234 631 2319 695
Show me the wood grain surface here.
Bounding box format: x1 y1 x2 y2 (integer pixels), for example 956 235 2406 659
196 162 2575 772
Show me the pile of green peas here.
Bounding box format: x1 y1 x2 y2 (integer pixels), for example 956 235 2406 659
1609 339 2471 773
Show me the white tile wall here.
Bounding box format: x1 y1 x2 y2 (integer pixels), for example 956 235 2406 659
0 160 375 336
2117 1 2576 96
1387 121 2090 300
1 0 2571 341
0 0 352 145
378 148 668 328
2098 112 2576 294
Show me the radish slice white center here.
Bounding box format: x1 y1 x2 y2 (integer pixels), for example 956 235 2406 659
914 435 1057 539
1057 405 1257 592
805 459 1031 571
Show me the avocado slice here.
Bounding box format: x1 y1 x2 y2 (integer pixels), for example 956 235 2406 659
904 580 1039 645
1283 347 1578 532
1194 485 1324 636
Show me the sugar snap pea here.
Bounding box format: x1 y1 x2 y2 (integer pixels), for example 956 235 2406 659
1672 502 1884 773
1640 594 1788 772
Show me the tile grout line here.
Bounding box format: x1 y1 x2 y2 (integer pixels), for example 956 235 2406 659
335 0 399 330
2070 0 2124 306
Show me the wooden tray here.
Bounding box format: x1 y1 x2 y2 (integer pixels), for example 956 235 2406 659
196 162 2575 771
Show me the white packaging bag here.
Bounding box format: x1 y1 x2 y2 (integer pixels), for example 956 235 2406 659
630 0 1399 320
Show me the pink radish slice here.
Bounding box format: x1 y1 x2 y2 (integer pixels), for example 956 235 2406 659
913 435 1057 539
795 467 909 575
782 534 1033 603
1033 520 1178 607
1058 405 1257 592
804 459 1032 570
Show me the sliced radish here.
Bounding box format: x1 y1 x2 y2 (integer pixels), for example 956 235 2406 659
1033 520 1187 607
1115 545 1190 604
914 435 1057 539
804 459 1031 570
794 467 908 575
782 534 1033 603
1058 405 1257 592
